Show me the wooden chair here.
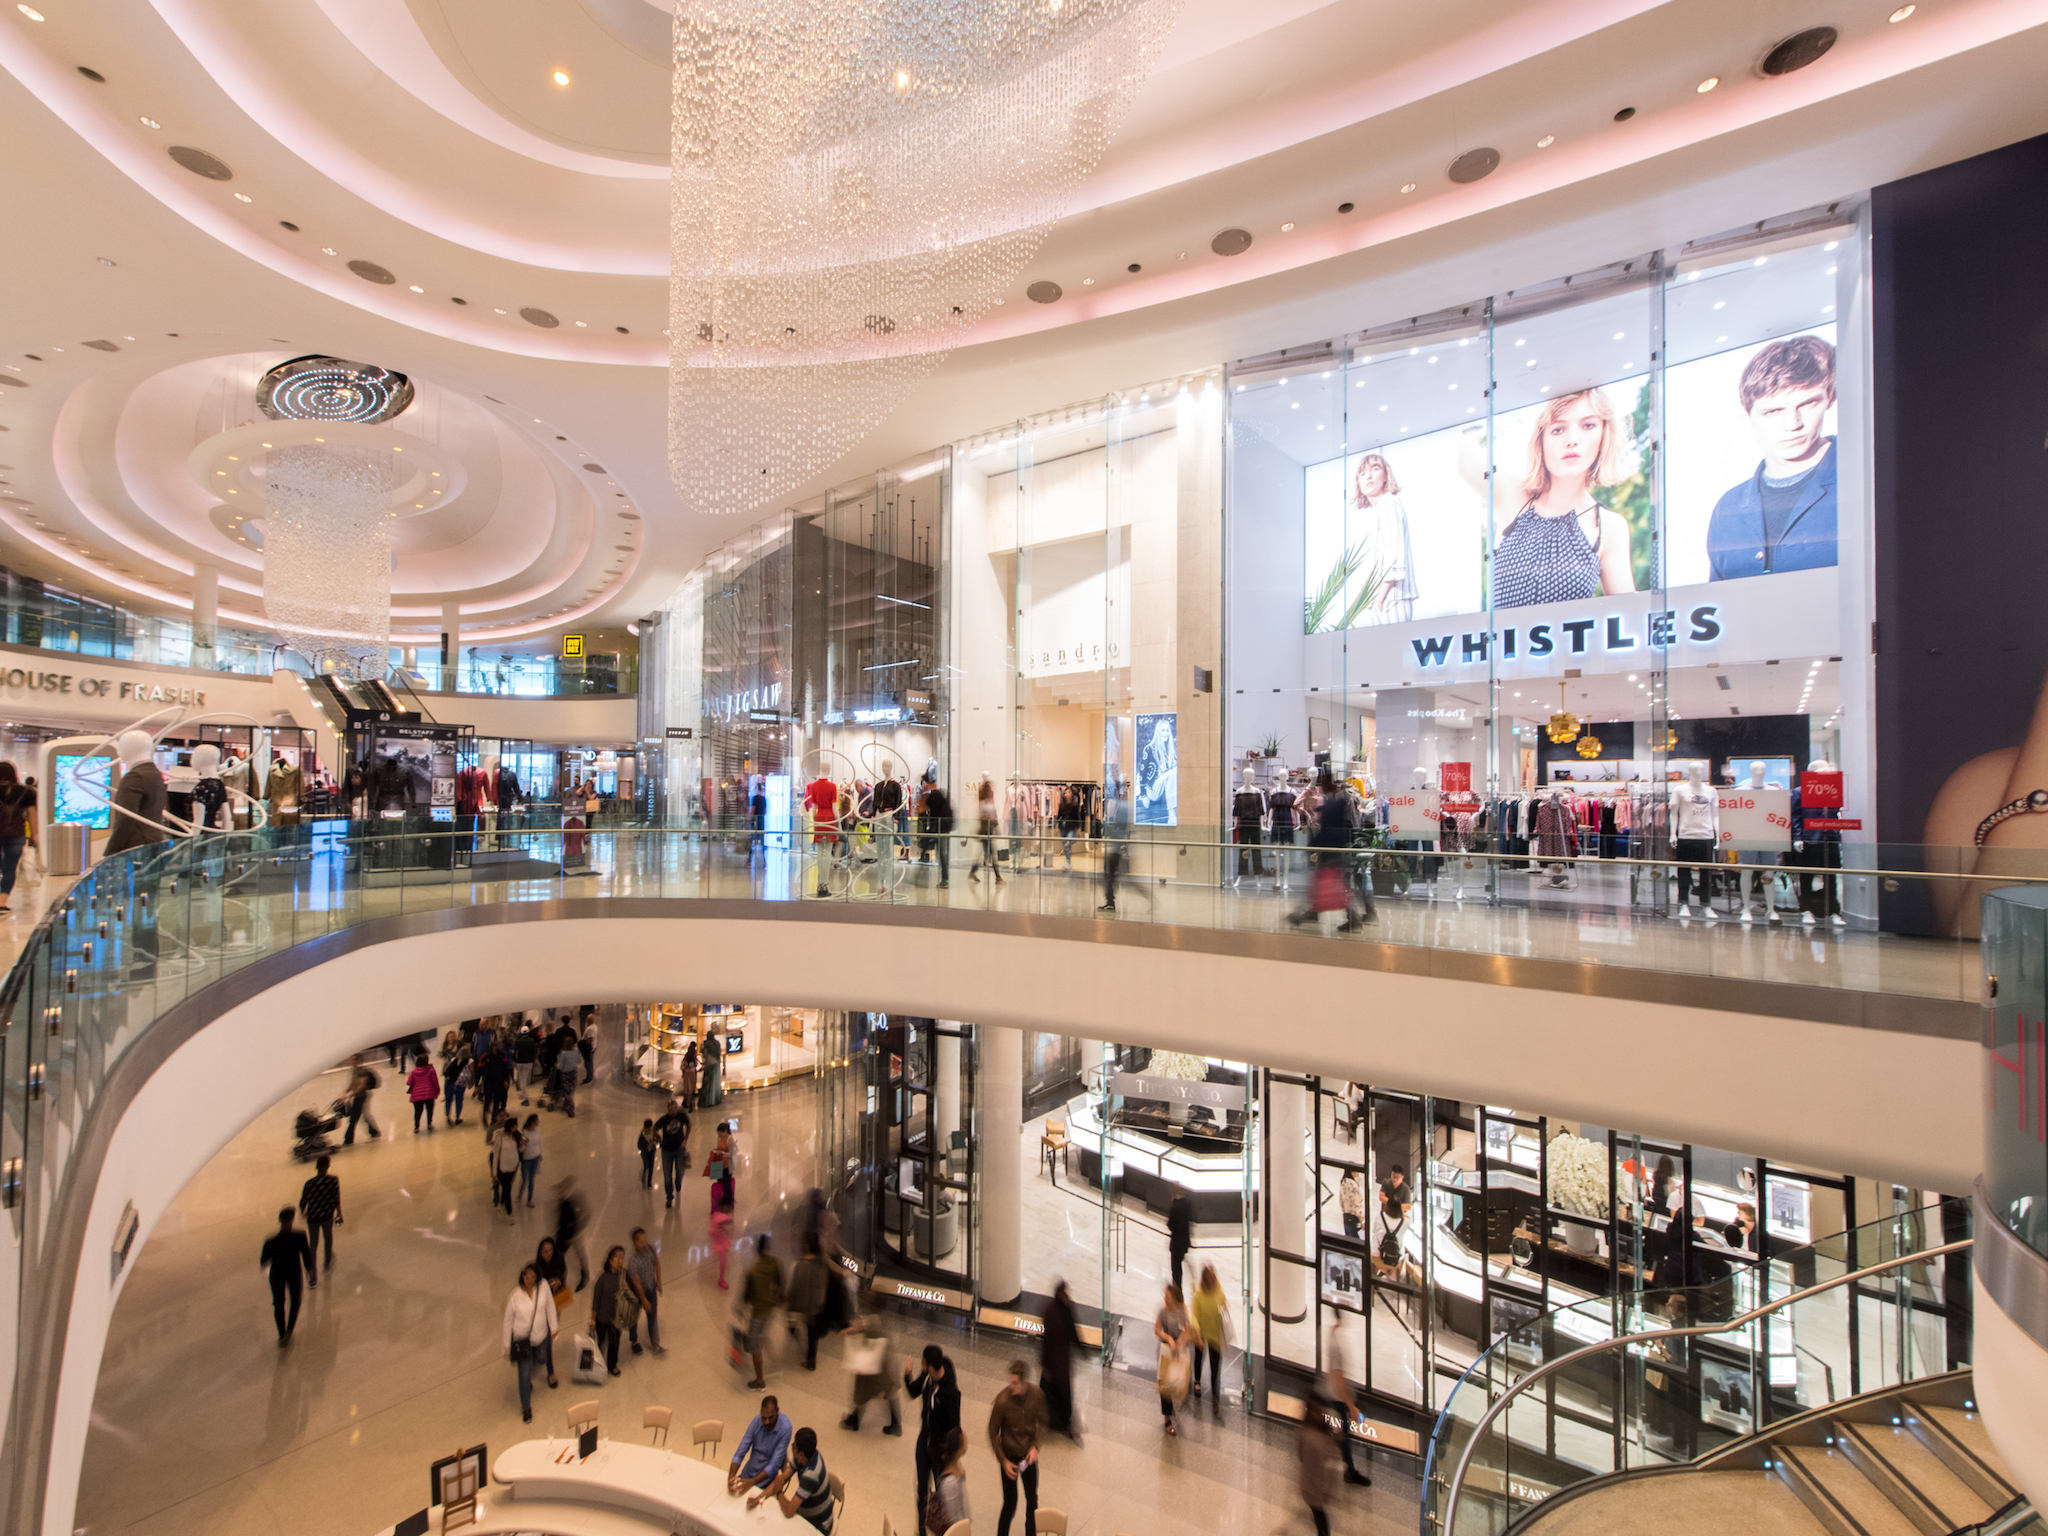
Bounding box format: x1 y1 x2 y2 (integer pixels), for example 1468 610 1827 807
1040 1116 1068 1179
691 1418 724 1460
828 1473 846 1526
1036 1511 1070 1535
567 1400 600 1437
643 1406 671 1447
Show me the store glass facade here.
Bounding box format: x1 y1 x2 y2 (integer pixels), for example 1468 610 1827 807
1227 203 1870 923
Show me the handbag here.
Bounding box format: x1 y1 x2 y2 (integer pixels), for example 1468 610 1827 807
552 1282 573 1312
615 1286 642 1334
924 1489 949 1536
1157 1345 1191 1404
510 1337 532 1364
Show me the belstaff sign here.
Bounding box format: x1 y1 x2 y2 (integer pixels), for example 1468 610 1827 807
0 667 206 705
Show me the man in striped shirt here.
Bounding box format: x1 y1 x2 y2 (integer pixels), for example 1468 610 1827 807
747 1426 833 1533
298 1155 342 1279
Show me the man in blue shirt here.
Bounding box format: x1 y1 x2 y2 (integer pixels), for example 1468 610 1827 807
727 1396 793 1496
1704 334 1838 582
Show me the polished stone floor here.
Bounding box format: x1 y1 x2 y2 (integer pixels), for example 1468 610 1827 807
75 1014 1420 1536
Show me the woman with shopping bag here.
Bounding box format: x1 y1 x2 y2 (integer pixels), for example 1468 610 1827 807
0 763 35 914
1154 1282 1192 1437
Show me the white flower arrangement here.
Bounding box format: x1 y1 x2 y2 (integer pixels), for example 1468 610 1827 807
1148 1050 1210 1082
1546 1131 1608 1218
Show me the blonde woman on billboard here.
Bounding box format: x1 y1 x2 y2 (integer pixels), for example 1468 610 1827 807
1350 452 1417 624
1491 388 1637 609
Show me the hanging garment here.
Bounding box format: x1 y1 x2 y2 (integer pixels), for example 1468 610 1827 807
1533 798 1573 859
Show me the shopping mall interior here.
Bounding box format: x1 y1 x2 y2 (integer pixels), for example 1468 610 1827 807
1 3 2047 1536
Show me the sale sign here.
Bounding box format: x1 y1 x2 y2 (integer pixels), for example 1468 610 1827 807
1799 771 1844 808
1717 787 1792 848
1439 762 1472 794
1386 787 1441 839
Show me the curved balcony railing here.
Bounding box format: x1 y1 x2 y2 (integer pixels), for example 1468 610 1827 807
0 820 2015 1536
1422 1209 1976 1535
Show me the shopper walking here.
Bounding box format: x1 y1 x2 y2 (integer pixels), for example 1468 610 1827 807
518 1113 544 1206
555 1178 590 1289
788 1233 833 1371
1166 1184 1193 1298
406 1052 441 1132
905 1344 962 1534
502 1262 559 1423
925 778 953 888
259 1207 316 1346
968 777 1003 885
479 1045 511 1127
637 1118 658 1189
444 1048 470 1126
0 762 35 913
297 1154 342 1275
1190 1264 1229 1410
1298 1400 1339 1536
1155 1283 1191 1436
741 1234 784 1390
987 1361 1048 1536
624 1226 667 1357
727 1396 793 1496
706 1122 736 1211
535 1235 568 1309
1040 1281 1082 1443
578 1012 597 1083
839 1295 903 1434
491 1116 523 1215
711 1190 736 1289
591 1245 627 1376
1318 1320 1371 1486
341 1053 381 1144
657 1098 691 1207
1098 774 1130 912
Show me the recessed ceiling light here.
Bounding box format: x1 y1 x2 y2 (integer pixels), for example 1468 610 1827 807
320 246 336 255
1712 300 1725 309
494 308 507 315
17 5 43 19
1697 76 1720 93
138 115 160 130
551 69 570 86
97 256 115 267
233 192 253 203
1081 277 1094 286
1400 182 1417 194
1536 135 1555 148
1280 222 1295 232
1889 3 1914 18
1613 106 1636 122
408 284 424 293
574 319 587 327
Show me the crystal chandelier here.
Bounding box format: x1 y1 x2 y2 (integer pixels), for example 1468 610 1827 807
263 444 396 680
257 356 411 680
669 0 1182 516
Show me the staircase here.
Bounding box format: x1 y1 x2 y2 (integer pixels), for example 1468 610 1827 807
1519 1373 2024 1536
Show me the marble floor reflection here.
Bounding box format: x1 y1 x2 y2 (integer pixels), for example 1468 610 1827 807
76 1012 1420 1536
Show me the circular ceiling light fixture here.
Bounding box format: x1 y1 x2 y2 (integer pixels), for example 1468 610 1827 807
232 191 253 203
168 144 232 180
16 5 43 20
1210 228 1253 256
258 355 414 424
1889 4 1915 18
1446 147 1500 184
138 115 160 129
1761 27 1837 75
1337 201 1354 214
552 69 571 86
1697 75 1720 92
1536 134 1555 148
1025 281 1063 303
347 259 396 285
1399 182 1417 194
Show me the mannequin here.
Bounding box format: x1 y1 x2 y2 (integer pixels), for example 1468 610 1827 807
265 751 304 828
804 766 841 896
101 730 169 857
221 748 252 829
1790 756 1847 927
190 743 227 833
1736 760 1783 925
873 760 904 872
1670 762 1720 919
1231 766 1268 886
1268 771 1300 893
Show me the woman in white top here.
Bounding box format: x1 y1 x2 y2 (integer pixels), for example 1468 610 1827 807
503 1262 559 1422
1351 453 1417 625
492 1117 523 1215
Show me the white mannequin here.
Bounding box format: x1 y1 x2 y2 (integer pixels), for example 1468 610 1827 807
116 728 152 769
1736 760 1782 925
1671 761 1719 920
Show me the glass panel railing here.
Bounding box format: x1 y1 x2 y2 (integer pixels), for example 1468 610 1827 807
1422 1209 1974 1536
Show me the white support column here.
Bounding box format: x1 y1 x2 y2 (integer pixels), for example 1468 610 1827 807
1267 1073 1310 1322
980 1023 1023 1305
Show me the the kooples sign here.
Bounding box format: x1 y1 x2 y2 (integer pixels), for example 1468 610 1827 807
1408 605 1723 669
0 666 207 705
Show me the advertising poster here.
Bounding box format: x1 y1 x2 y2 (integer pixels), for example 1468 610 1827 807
1301 328 1840 633
55 753 112 828
1134 711 1177 826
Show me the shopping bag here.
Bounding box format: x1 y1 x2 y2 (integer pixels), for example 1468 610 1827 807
1310 863 1347 913
571 1333 606 1385
1157 1345 1191 1404
17 844 41 887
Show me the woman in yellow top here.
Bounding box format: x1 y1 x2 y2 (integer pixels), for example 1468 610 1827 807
1189 1264 1230 1412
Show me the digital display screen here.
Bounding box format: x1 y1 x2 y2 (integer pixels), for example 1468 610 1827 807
725 1032 745 1055
54 754 111 829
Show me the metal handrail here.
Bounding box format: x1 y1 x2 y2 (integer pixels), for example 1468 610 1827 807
1437 1238 1974 1536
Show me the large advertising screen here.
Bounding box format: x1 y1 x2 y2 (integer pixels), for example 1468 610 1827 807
55 753 112 828
1304 327 1838 632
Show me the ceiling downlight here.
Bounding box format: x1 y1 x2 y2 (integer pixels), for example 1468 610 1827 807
1762 27 1837 75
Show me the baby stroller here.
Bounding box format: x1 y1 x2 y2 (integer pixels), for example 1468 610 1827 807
293 1101 343 1162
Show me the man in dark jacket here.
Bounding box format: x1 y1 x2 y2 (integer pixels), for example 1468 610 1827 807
1167 1185 1194 1299
903 1344 961 1534
656 1101 691 1207
260 1207 316 1344
1040 1282 1082 1444
924 782 954 888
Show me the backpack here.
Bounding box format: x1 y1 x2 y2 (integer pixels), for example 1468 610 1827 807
1377 1215 1403 1268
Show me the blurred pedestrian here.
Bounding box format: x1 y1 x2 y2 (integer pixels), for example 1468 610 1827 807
968 776 1003 885
839 1294 902 1435
259 1207 315 1345
1155 1283 1191 1437
905 1344 961 1533
625 1226 667 1357
503 1261 558 1423
987 1361 1047 1536
591 1245 627 1376
788 1232 833 1371
1190 1263 1229 1411
341 1053 381 1144
638 1118 658 1188
706 1121 736 1210
491 1116 522 1215
929 1429 970 1535
406 1052 440 1132
298 1154 342 1276
711 1189 736 1289
555 1177 590 1289
1098 774 1130 912
1167 1183 1193 1297
1318 1320 1371 1486
578 1012 596 1083
1298 1399 1338 1536
519 1113 544 1206
479 1045 511 1126
742 1234 784 1390
1040 1281 1081 1443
